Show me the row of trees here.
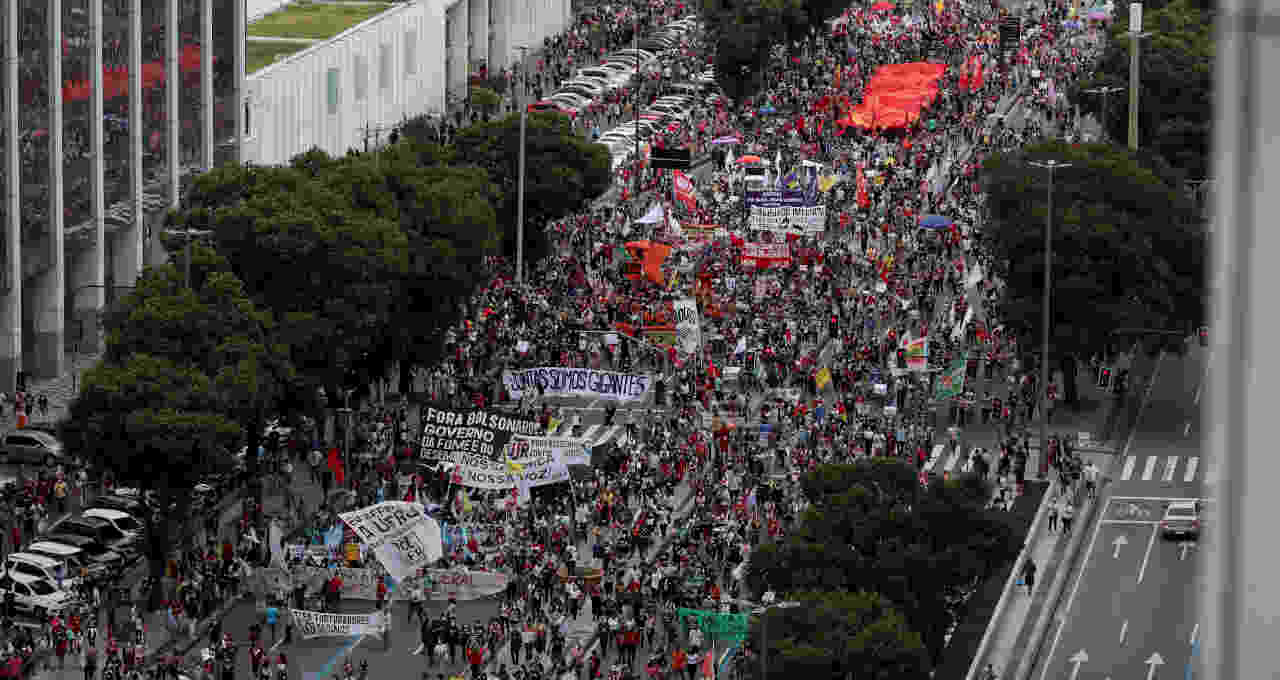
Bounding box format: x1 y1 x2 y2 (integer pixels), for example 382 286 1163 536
743 459 1021 676
58 111 611 607
701 0 846 101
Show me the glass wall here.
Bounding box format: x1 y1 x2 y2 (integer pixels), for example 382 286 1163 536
212 0 238 167
63 0 93 235
179 0 202 173
18 1 50 244
102 0 132 215
141 1 167 198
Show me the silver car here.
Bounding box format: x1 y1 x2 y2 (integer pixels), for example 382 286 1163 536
1 430 65 466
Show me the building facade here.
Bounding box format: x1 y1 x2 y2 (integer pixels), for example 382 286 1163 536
1 0 557 392
1 0 244 393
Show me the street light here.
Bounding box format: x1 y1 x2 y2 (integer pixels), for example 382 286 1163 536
1081 85 1122 142
740 593 801 680
515 45 529 285
164 228 214 289
1125 2 1153 150
1027 159 1072 479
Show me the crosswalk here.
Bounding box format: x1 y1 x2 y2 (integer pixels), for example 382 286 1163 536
1119 455 1202 483
922 443 975 475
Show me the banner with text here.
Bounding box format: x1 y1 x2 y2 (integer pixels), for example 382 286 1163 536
447 445 574 490
338 502 443 582
418 406 543 463
741 242 792 269
509 436 592 466
748 205 827 232
501 368 653 402
290 609 388 639
673 298 702 356
744 190 812 208
288 565 509 601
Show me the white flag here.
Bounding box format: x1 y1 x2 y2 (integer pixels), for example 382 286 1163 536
673 298 702 356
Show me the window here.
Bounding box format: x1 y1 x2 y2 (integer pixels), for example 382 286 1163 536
354 55 368 101
29 580 55 596
379 43 391 91
404 30 417 75
327 68 341 115
14 563 43 578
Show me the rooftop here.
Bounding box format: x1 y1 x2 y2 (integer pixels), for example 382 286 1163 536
246 1 395 73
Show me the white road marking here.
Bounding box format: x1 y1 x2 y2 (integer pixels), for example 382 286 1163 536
1040 498 1110 680
1184 457 1199 482
1142 456 1158 481
1184 421 1193 437
1138 524 1159 583
580 424 600 442
1191 623 1199 645
1121 456 1137 481
943 449 963 473
1120 619 1129 645
1111 495 1213 502
1102 519 1161 525
1162 456 1179 482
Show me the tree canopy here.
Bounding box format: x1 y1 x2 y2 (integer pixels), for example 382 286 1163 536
744 460 1019 668
703 0 845 101
979 141 1206 365
1069 0 1214 179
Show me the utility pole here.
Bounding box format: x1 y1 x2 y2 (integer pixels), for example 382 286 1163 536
1082 85 1122 142
516 45 529 285
1126 3 1151 150
171 228 213 289
1028 159 1071 479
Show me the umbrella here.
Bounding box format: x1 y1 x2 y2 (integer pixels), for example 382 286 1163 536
1086 8 1109 19
736 155 764 164
871 1 895 11
711 135 741 145
919 214 954 229
758 104 777 114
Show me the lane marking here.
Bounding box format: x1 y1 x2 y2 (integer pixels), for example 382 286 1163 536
1112 495 1214 502
1162 455 1179 482
944 449 963 473
1121 456 1137 481
1138 524 1159 583
1120 619 1129 645
1040 497 1110 680
1184 421 1193 437
1184 457 1199 483
1190 623 1199 645
1142 456 1158 481
1102 519 1160 526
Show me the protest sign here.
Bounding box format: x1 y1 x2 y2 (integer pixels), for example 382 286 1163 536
902 336 929 371
288 565 509 601
744 190 812 208
749 205 827 232
449 449 573 490
673 298 702 356
509 436 591 466
934 358 968 400
741 242 792 269
418 406 542 463
338 502 443 582
502 367 653 402
290 609 388 639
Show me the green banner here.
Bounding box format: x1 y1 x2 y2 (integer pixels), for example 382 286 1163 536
934 357 968 400
677 608 751 641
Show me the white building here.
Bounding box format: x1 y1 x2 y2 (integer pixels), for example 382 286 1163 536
244 0 571 166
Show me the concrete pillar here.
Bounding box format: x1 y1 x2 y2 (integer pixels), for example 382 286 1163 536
166 0 179 210
34 0 67 379
201 0 214 170
0 0 21 392
469 0 488 71
73 0 107 355
113 0 144 296
233 0 245 165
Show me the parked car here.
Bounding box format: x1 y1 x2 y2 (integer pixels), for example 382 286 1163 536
86 493 149 520
38 533 130 571
1 430 66 466
24 540 121 580
81 508 144 543
4 552 71 587
0 572 76 619
47 516 137 558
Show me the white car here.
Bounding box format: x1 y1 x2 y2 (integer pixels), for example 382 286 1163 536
578 67 628 88
81 508 144 543
645 103 689 122
598 62 636 79
560 81 604 100
0 572 76 619
609 49 658 66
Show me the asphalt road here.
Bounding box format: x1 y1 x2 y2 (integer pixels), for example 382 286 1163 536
1037 347 1208 680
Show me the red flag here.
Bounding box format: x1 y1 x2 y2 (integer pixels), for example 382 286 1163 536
327 447 345 485
673 170 698 213
856 164 870 209
702 651 714 679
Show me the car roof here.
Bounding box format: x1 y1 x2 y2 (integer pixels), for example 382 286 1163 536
60 516 111 529
1168 500 1199 510
6 552 61 567
6 571 49 585
26 542 80 556
82 508 131 521
43 533 95 547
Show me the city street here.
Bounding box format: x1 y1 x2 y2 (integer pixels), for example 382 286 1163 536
1037 348 1209 680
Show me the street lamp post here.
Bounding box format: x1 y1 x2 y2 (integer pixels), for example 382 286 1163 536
1028 159 1071 479
1125 3 1152 150
165 228 213 289
1081 85 1122 142
516 45 529 285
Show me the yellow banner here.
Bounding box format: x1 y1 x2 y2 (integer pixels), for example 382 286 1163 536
816 367 833 391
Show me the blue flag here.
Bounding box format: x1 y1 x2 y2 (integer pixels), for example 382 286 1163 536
324 525 343 549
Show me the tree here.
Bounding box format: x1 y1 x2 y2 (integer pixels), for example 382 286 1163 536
1069 0 1214 179
703 0 847 101
470 86 503 121
450 112 612 265
745 460 1020 666
751 590 931 680
60 265 288 609
980 140 1207 404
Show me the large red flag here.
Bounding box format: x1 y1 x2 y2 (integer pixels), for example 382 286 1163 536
327 447 345 485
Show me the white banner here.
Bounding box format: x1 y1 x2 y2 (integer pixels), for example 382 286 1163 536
742 242 791 260
510 436 592 466
501 368 653 402
286 565 510 601
748 205 827 232
338 502 444 583
448 447 573 490
290 609 388 639
673 298 702 356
